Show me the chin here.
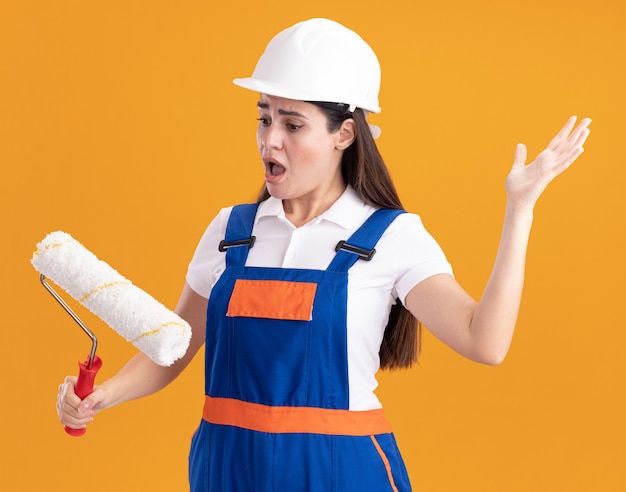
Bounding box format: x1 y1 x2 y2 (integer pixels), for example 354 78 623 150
265 183 291 200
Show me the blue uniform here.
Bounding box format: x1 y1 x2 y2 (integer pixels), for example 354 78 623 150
189 203 412 491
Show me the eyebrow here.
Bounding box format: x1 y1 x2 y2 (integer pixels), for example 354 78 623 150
257 101 308 118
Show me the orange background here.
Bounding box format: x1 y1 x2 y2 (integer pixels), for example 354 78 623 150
1 1 625 490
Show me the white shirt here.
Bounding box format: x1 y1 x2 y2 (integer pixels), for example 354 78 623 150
187 186 453 410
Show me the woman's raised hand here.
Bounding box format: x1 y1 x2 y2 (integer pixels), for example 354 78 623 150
505 116 591 212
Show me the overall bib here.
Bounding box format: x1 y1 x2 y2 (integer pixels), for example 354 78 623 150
189 204 412 491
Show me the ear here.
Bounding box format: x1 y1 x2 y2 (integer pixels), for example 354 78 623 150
335 118 356 150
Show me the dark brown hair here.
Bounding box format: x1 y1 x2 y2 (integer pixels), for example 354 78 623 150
257 106 421 369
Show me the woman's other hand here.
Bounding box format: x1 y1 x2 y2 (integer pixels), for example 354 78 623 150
56 376 108 431
506 115 591 212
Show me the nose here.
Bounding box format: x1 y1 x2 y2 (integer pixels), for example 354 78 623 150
259 122 283 151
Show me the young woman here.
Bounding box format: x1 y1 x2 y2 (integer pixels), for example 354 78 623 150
56 18 591 491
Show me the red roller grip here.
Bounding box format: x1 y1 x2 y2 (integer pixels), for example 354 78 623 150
65 355 103 436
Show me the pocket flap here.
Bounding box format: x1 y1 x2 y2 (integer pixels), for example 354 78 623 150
227 279 317 321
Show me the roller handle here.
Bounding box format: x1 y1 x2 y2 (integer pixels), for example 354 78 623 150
65 355 103 436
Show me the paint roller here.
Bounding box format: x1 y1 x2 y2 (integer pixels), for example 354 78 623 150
31 231 191 436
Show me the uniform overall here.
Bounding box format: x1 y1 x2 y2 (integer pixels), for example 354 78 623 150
189 204 412 491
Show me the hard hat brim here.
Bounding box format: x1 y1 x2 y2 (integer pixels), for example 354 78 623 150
233 77 381 114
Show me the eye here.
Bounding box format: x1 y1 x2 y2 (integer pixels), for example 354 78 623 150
286 123 303 132
257 117 270 126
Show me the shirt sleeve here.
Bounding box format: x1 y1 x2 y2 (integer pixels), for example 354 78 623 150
185 207 233 299
390 212 454 304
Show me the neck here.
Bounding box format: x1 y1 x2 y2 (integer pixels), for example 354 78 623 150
282 183 346 227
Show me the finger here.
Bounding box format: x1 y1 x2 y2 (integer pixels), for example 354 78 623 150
512 143 527 168
57 377 98 423
574 117 592 132
63 375 78 388
77 390 105 414
570 121 592 146
59 377 80 406
61 413 93 429
548 115 578 149
555 125 590 159
553 143 585 174
562 118 591 145
57 387 82 420
551 121 591 157
565 141 586 164
57 389 96 428
557 115 578 139
570 127 590 152
57 397 92 427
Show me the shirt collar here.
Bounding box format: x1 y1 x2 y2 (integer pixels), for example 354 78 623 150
256 185 373 231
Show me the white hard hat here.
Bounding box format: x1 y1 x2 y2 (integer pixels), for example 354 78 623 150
233 18 381 114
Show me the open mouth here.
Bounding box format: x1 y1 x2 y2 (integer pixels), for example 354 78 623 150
268 161 286 176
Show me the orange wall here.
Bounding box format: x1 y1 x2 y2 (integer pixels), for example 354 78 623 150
2 1 625 490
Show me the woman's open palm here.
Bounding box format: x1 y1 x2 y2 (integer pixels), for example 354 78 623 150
506 115 591 211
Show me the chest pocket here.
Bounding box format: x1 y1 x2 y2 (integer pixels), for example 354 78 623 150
223 276 319 407
227 279 317 321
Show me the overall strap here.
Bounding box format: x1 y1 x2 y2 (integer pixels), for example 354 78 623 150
220 203 259 267
327 208 406 273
